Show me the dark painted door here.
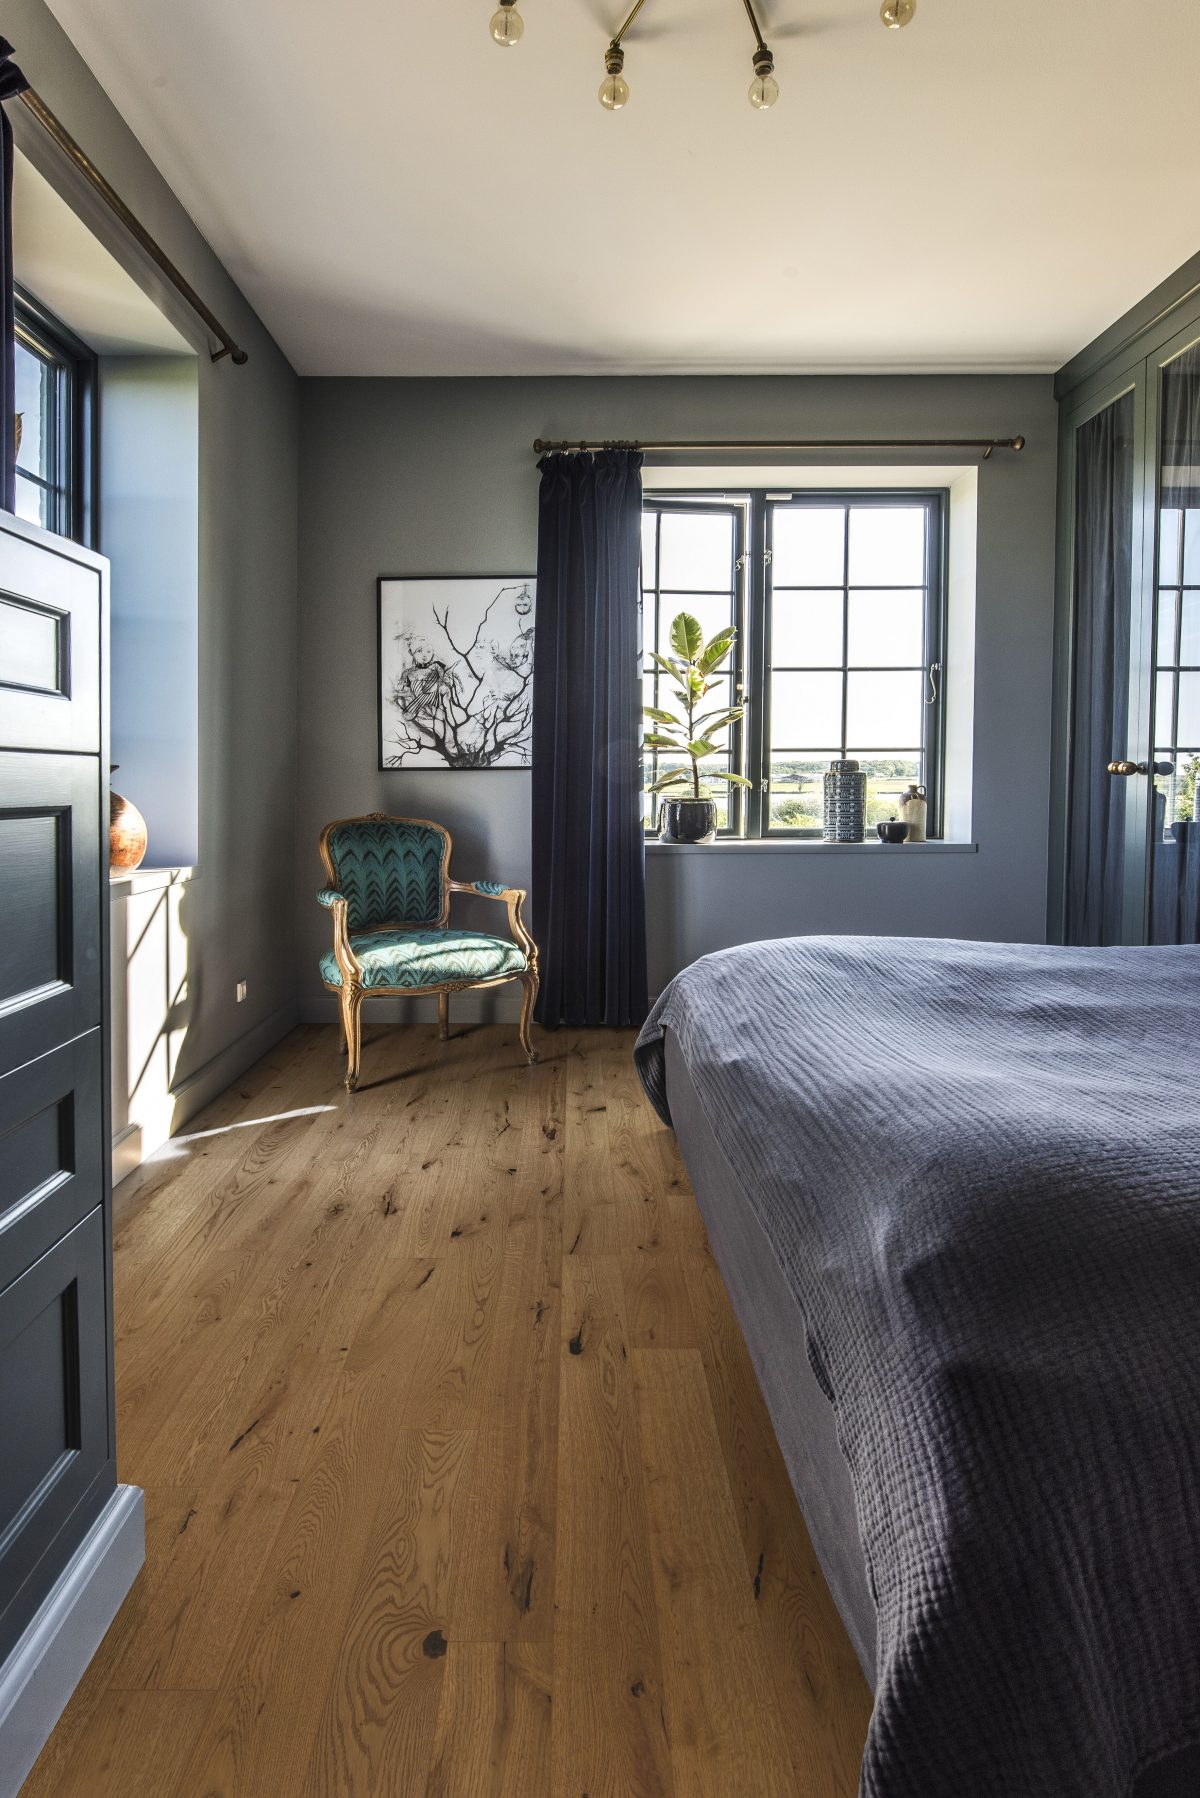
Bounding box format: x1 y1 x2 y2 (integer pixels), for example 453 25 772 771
0 511 115 1660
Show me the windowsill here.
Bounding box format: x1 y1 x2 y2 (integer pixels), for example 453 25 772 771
646 839 978 855
109 864 197 900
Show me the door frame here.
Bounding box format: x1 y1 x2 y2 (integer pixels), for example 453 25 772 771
1052 283 1200 944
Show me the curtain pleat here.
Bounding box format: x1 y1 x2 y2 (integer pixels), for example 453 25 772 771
0 40 29 517
532 448 648 1027
1064 392 1134 945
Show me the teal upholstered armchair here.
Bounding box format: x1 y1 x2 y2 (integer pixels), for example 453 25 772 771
317 813 539 1090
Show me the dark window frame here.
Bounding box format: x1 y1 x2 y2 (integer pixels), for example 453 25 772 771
643 487 948 840
641 495 749 838
13 287 97 548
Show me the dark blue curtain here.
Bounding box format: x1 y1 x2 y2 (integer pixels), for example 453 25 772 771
0 40 29 516
532 447 648 1027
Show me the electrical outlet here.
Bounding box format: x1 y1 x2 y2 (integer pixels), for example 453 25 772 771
236 980 248 1003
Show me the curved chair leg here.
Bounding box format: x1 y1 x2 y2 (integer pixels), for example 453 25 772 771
340 983 364 1091
438 992 449 1042
518 973 539 1065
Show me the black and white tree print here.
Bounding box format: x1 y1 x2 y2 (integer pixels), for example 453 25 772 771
379 578 534 769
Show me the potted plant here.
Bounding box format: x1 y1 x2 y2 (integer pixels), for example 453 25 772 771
644 612 750 843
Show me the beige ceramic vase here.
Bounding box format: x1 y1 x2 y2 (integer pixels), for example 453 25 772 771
109 766 148 871
897 782 928 844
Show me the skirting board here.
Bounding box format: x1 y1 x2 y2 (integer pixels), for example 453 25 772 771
0 1485 144 1798
113 999 299 1187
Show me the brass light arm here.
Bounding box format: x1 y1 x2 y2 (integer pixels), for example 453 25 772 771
741 0 769 54
610 0 649 48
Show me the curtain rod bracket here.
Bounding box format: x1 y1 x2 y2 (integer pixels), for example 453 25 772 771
16 86 249 368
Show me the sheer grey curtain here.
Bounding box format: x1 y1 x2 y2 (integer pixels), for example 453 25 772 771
1064 392 1134 945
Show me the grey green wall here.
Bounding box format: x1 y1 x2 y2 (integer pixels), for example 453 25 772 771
11 0 301 1110
297 375 1059 1017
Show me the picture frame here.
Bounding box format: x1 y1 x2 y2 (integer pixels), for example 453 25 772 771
376 575 535 771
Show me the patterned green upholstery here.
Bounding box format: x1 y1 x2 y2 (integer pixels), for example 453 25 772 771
320 928 527 991
324 819 447 931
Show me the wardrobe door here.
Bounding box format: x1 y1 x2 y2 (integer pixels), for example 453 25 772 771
0 512 115 1668
1063 385 1140 945
1148 335 1200 944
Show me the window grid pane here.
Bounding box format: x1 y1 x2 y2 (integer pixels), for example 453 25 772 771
766 499 934 835
642 504 741 836
641 490 945 840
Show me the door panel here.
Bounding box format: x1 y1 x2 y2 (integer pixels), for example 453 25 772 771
0 1031 103 1288
1063 387 1138 944
0 1208 110 1653
0 524 101 755
0 752 102 1076
1149 340 1200 943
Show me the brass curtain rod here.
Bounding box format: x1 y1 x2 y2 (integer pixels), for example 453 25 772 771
17 87 248 365
534 435 1027 459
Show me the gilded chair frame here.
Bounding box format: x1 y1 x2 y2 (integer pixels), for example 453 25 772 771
318 811 539 1090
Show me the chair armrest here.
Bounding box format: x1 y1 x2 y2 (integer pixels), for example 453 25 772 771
315 887 362 984
450 879 520 901
449 880 537 966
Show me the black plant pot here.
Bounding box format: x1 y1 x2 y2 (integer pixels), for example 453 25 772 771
660 797 718 844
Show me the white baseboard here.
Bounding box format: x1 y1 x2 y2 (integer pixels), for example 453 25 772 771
113 1000 299 1188
299 989 520 1027
0 1485 144 1798
110 1123 141 1188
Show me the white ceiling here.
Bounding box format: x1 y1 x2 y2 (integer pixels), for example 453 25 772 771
42 0 1200 377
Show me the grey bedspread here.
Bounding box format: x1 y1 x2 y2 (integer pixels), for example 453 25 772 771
634 935 1200 1798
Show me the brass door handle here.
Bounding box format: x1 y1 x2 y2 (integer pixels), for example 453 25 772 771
1107 760 1147 776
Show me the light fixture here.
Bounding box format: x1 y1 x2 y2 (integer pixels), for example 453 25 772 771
489 0 524 46
598 42 631 110
745 3 779 109
489 1 913 107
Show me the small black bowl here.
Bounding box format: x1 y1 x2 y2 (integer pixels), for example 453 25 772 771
876 820 910 845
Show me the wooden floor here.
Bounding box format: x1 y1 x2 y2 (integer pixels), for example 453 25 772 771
24 1024 871 1797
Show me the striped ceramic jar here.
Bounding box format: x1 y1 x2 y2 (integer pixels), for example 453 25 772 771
823 758 867 842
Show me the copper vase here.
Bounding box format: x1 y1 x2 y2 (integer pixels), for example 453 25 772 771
109 767 148 872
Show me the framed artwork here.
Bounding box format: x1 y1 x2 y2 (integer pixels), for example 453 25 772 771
376 575 535 770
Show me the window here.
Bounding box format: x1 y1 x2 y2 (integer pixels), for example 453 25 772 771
642 489 947 838
642 500 746 834
12 294 94 544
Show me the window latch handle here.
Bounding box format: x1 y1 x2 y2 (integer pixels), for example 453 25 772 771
925 661 942 705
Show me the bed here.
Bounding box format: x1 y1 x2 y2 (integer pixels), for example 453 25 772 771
634 935 1200 1798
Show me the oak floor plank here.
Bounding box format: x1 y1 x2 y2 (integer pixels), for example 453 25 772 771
34 1690 215 1798
169 1320 440 1794
551 1255 676 1798
620 1248 700 1351
633 1347 801 1798
424 1641 553 1798
300 1429 474 1796
685 1247 872 1796
22 1023 872 1798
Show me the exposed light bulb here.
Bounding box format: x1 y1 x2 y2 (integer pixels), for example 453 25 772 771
599 71 631 109
599 42 629 110
748 71 779 108
490 3 524 46
880 0 916 26
748 47 779 109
